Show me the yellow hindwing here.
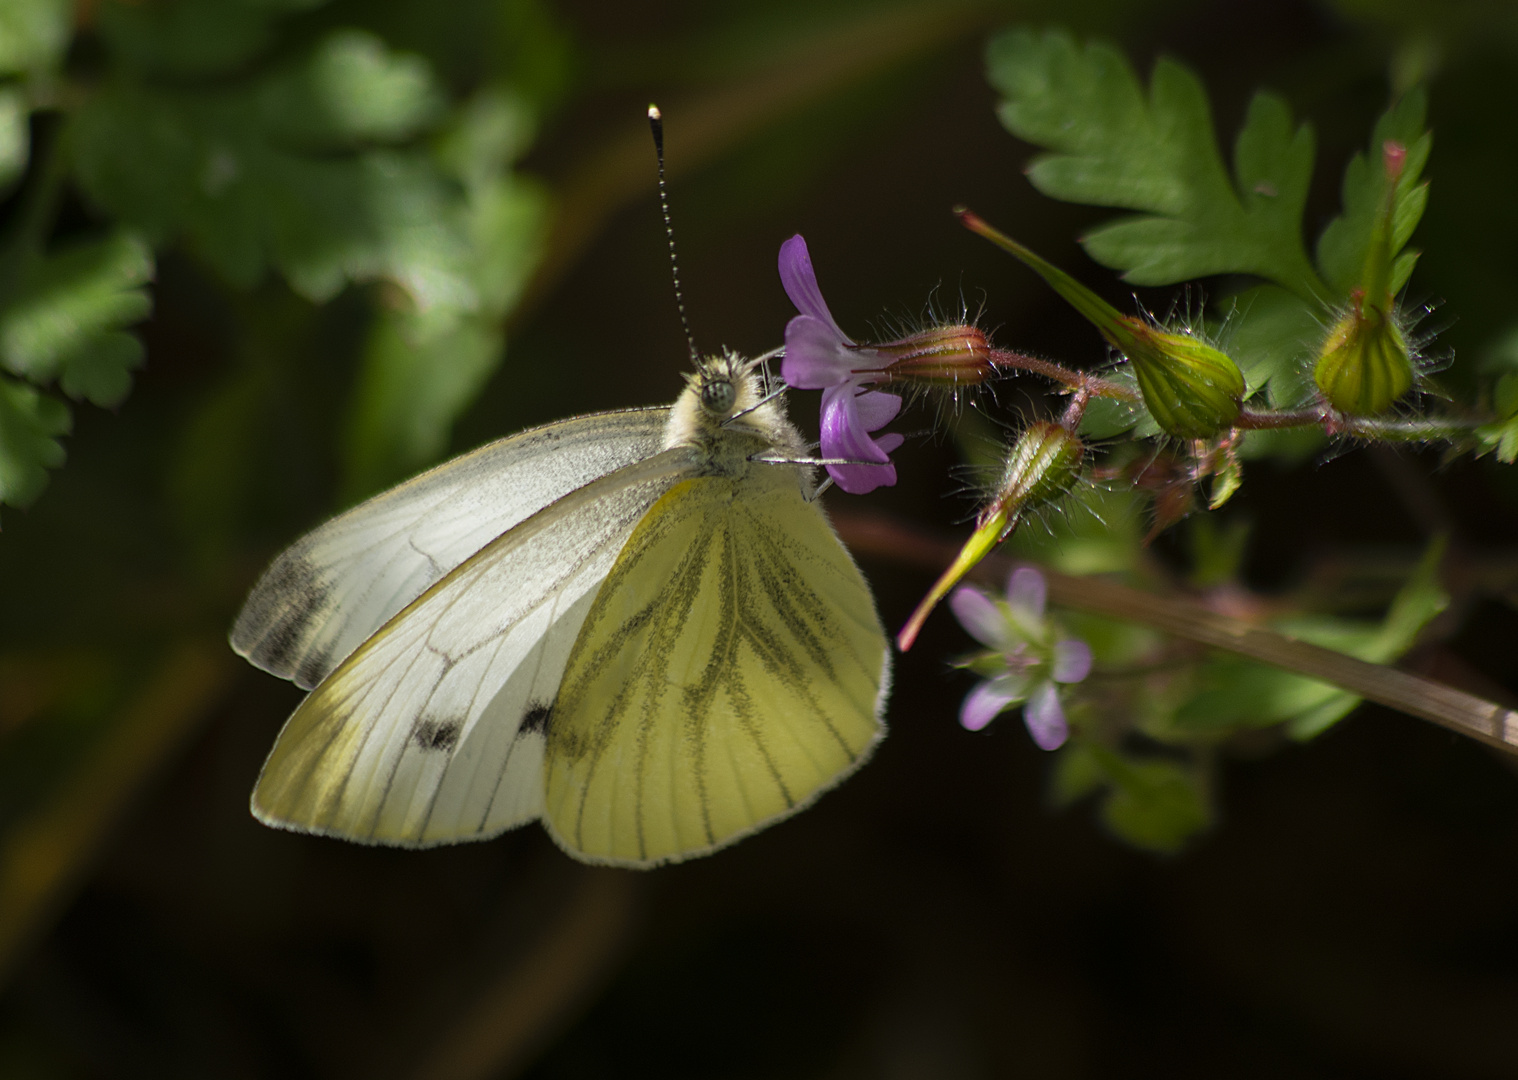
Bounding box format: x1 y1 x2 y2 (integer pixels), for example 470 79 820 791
542 468 888 865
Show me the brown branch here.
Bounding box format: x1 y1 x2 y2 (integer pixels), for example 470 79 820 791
832 511 1518 757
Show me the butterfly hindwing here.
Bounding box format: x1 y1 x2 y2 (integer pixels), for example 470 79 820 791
232 408 670 690
542 465 890 866
250 448 701 847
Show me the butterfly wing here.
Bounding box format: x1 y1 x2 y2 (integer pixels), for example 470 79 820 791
250 447 701 847
542 466 890 866
232 407 670 690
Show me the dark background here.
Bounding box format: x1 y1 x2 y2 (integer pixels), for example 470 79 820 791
3 0 1518 1076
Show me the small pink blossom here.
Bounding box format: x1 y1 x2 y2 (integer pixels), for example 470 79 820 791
949 566 1092 750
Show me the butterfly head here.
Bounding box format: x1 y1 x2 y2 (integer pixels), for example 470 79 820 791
665 351 802 463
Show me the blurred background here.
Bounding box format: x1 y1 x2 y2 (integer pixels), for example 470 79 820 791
3 0 1518 1075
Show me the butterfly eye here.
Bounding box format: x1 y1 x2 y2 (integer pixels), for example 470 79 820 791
700 378 736 415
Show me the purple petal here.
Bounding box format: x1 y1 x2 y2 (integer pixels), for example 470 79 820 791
1023 682 1069 750
1006 566 1047 624
961 679 1019 731
819 385 901 494
851 389 901 430
1051 639 1093 683
782 314 854 389
949 586 1005 648
778 235 846 339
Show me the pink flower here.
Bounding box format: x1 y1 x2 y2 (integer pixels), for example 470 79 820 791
949 567 1092 751
778 234 903 494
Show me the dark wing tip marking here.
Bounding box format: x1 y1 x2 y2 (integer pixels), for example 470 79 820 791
234 551 333 677
413 717 462 752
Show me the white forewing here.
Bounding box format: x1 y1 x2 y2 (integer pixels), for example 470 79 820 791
250 447 701 847
232 407 670 689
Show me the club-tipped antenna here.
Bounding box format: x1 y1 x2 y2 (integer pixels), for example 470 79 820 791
648 104 700 366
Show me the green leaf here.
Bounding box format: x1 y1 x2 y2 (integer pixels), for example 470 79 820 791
1315 89 1431 297
0 88 28 193
72 82 470 305
0 376 69 509
341 308 503 501
1220 284 1321 407
95 0 325 79
0 0 69 76
1175 537 1448 738
339 85 547 497
987 28 1326 301
1056 743 1210 853
0 232 154 406
1477 372 1518 462
257 29 444 148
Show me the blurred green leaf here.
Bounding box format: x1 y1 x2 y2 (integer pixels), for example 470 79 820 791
71 31 470 305
1005 484 1147 575
95 0 326 79
0 89 27 194
257 28 445 148
1054 742 1210 853
340 85 546 497
1220 283 1322 407
0 0 69 76
0 376 69 509
1175 537 1448 738
1477 372 1518 462
343 307 502 500
0 232 153 406
987 28 1326 300
1316 89 1431 298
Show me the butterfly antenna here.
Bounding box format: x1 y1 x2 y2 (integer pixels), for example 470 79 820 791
648 105 700 367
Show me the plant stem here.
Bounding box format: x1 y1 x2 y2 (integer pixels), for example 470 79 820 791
988 348 1140 402
832 510 1518 757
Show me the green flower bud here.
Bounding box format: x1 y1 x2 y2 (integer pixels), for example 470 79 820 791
981 421 1085 529
955 209 1243 439
1313 295 1413 415
1120 321 1245 439
898 422 1084 650
1313 142 1416 416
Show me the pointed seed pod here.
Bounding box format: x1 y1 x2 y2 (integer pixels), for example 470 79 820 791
954 210 1243 439
898 422 1084 650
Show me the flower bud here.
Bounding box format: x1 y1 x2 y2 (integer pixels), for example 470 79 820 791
898 422 1084 650
979 421 1084 529
1313 142 1415 416
954 209 1243 439
1119 320 1245 439
1313 295 1412 415
868 324 995 388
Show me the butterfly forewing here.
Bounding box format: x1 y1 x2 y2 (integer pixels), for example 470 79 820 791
232 408 670 690
542 465 890 866
251 447 702 847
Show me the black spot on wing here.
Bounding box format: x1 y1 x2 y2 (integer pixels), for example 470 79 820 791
413 718 462 752
520 702 552 735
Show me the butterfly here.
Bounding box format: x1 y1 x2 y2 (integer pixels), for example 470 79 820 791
231 351 891 866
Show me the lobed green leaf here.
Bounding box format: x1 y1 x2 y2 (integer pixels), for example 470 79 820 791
0 376 69 509
1315 90 1431 298
988 28 1326 301
0 232 154 407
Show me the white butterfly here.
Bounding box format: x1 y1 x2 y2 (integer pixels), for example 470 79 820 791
232 352 891 866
